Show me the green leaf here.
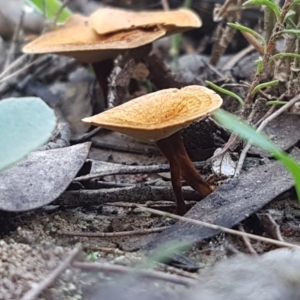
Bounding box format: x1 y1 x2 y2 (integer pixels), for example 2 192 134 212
292 0 300 6
213 109 300 202
271 52 300 60
284 10 296 23
227 22 266 46
24 0 72 23
256 57 264 73
0 97 56 172
266 100 287 105
282 29 300 35
243 0 281 20
251 80 279 95
205 81 244 105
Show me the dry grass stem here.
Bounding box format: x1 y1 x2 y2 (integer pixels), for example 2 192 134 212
138 206 300 249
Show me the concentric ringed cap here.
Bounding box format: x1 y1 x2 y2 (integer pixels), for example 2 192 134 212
82 85 223 142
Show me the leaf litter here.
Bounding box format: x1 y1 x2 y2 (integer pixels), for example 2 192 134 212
1 0 300 299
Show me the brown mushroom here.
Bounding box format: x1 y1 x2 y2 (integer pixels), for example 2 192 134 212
82 85 223 215
89 7 201 35
23 8 201 106
22 14 166 99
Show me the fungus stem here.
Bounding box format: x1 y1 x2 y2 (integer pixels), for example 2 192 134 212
91 59 114 106
156 132 213 215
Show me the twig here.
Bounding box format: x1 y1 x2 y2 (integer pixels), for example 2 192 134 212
75 161 209 181
21 244 82 300
234 93 300 176
3 11 24 70
0 54 28 79
161 0 170 11
137 206 300 249
72 262 196 286
59 226 170 238
260 213 284 242
238 224 257 255
210 0 243 66
0 56 47 84
222 45 254 71
213 0 234 21
70 127 102 143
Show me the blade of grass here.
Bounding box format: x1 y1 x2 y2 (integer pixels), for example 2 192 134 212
251 80 279 95
243 0 281 20
227 22 266 46
206 81 244 105
271 52 300 60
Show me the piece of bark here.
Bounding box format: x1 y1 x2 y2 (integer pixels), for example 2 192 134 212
249 113 300 157
55 185 202 207
143 147 300 251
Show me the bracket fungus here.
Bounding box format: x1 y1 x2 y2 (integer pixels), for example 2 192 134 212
82 85 223 215
23 8 201 104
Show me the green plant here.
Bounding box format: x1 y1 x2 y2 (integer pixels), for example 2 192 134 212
24 0 72 23
0 97 56 172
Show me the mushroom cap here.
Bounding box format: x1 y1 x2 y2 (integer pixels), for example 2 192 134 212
23 14 166 62
82 86 223 142
90 7 202 35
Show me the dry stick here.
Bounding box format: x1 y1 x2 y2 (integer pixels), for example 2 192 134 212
21 244 82 300
59 226 170 238
138 206 300 249
222 45 254 71
0 54 28 79
210 0 242 66
71 127 102 143
0 56 48 84
72 262 196 286
214 0 234 21
238 224 258 255
261 213 284 242
234 93 300 176
3 11 24 70
161 0 170 11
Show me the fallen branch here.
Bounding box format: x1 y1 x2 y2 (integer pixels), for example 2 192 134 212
72 261 196 286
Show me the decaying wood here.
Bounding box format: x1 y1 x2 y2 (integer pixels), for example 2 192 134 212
55 185 202 207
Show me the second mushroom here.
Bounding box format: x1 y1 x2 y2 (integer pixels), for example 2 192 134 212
83 85 223 215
